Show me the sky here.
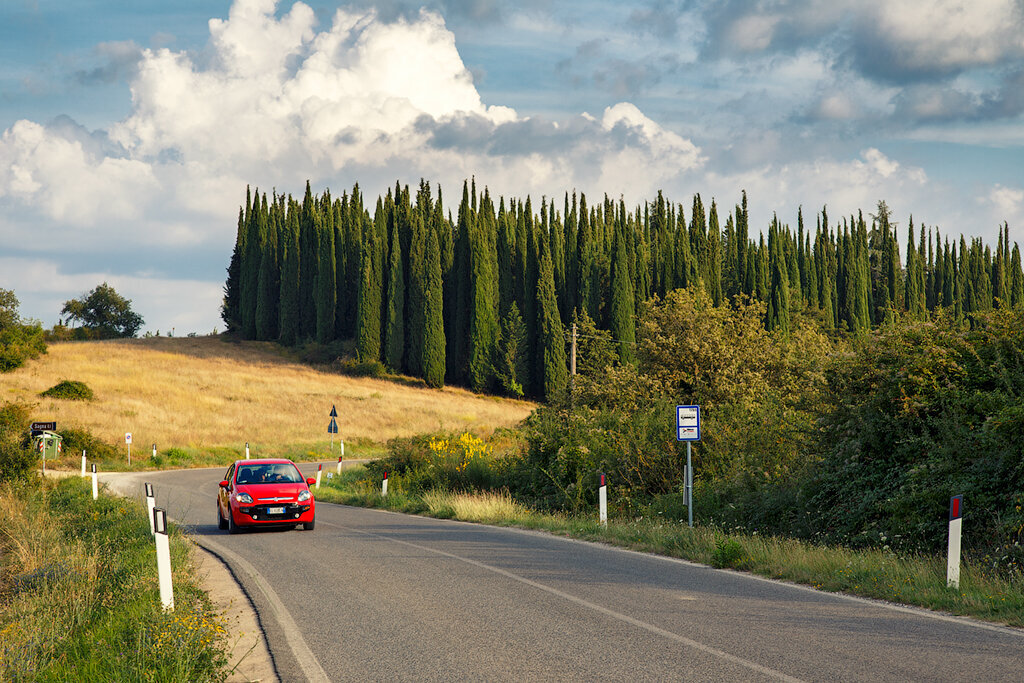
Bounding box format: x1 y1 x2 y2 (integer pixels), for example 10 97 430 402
1 0 1022 335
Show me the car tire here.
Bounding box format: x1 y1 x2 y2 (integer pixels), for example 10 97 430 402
217 503 228 530
303 518 315 531
227 509 240 534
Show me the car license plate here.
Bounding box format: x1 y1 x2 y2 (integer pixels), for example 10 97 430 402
268 506 285 515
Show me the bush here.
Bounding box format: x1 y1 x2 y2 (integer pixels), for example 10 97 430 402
58 427 119 463
336 357 386 378
41 380 94 401
0 402 36 483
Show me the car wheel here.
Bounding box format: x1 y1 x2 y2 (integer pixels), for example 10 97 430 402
217 503 228 530
227 509 240 534
303 518 315 531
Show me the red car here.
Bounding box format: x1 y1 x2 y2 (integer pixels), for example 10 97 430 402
217 459 316 533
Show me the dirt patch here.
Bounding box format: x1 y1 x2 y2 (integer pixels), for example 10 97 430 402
191 543 278 683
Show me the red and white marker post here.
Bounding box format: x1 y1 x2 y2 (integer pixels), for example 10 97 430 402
947 495 964 588
153 508 174 612
382 471 388 497
599 473 608 527
145 482 156 535
316 463 322 489
337 455 343 476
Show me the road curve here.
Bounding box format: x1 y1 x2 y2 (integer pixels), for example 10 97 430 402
104 464 1024 682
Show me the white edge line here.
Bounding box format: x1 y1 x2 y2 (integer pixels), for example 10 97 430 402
324 518 803 683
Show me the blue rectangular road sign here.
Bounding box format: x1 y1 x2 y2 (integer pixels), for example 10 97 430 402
677 405 701 441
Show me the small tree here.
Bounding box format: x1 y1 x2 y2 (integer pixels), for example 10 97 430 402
0 289 46 372
61 283 144 339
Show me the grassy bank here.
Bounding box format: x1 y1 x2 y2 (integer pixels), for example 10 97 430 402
316 467 1024 628
0 477 230 681
0 336 534 454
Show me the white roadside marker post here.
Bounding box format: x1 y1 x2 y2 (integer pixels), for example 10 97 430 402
245 442 250 459
316 464 322 489
152 443 156 460
91 464 98 500
81 450 87 477
153 508 174 612
337 455 343 476
382 471 388 497
947 495 964 589
145 483 156 535
599 473 608 528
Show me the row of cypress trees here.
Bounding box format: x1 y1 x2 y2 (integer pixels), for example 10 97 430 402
223 180 1024 399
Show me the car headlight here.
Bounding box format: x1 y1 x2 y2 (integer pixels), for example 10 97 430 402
298 490 311 502
236 492 254 504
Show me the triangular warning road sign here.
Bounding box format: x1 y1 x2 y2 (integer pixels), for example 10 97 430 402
330 405 338 417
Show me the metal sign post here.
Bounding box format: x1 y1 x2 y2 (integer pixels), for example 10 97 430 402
676 405 701 528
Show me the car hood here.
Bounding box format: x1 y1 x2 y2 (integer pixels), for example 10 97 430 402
235 483 308 502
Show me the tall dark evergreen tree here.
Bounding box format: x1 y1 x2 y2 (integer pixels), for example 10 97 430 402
421 221 446 388
222 206 245 334
383 205 405 371
356 199 384 363
255 194 280 340
299 181 319 339
468 190 499 392
536 245 568 401
315 205 336 343
278 200 301 346
608 219 636 364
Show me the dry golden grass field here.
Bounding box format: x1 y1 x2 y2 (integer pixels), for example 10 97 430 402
0 336 535 455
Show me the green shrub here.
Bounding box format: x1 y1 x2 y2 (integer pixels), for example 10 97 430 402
336 357 386 378
58 427 119 462
0 402 36 483
40 380 94 401
711 537 745 569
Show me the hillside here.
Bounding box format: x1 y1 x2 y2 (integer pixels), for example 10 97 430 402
0 336 535 453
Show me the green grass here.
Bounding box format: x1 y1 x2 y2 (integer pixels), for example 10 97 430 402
0 477 230 681
316 466 1024 628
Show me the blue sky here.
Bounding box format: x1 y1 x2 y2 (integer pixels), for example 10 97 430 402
1 0 1022 334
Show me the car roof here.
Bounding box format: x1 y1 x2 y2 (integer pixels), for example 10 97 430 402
234 459 296 466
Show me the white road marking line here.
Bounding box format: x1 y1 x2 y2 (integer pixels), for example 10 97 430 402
324 519 804 682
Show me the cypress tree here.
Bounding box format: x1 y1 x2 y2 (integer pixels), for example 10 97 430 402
406 208 427 376
468 190 499 393
496 199 515 316
766 248 790 339
222 206 245 334
278 199 301 346
356 199 384 363
239 189 262 339
333 195 348 338
576 194 595 318
1010 242 1024 307
536 245 568 402
449 182 473 383
255 194 280 341
905 223 924 319
315 205 336 343
421 221 446 388
299 181 318 339
706 200 723 305
383 207 405 371
495 302 527 397
609 218 636 364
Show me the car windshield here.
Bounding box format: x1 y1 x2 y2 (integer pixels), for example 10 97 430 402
235 464 302 485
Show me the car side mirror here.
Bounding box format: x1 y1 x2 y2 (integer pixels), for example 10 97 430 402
219 480 229 488
306 478 316 486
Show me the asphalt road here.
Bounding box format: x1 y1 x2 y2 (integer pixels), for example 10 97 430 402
104 464 1024 682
